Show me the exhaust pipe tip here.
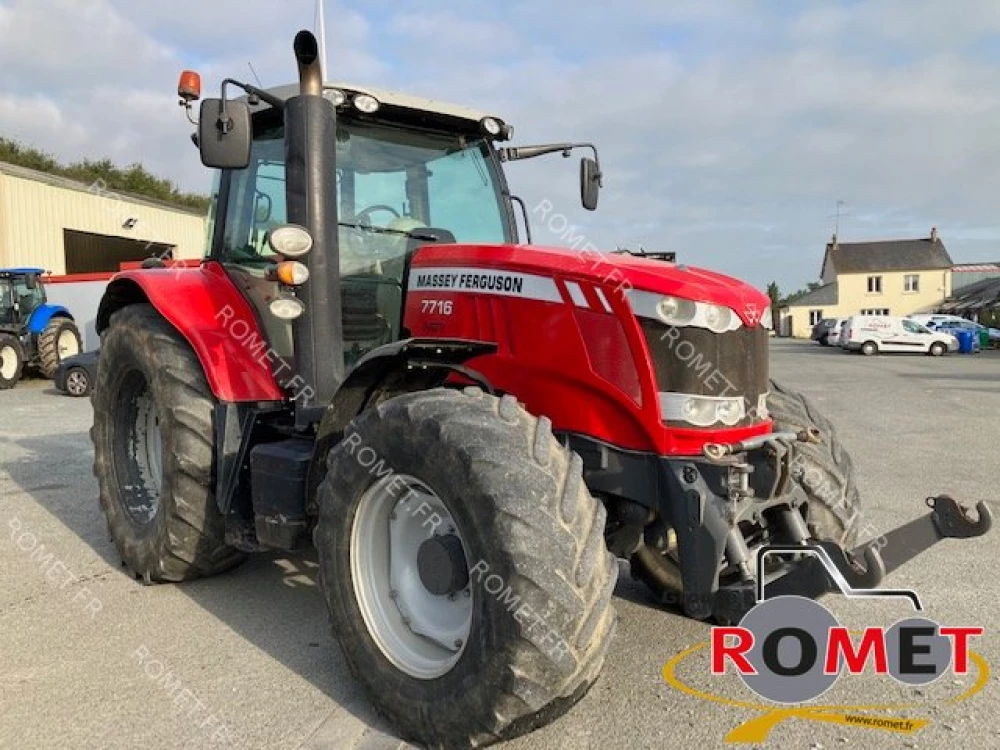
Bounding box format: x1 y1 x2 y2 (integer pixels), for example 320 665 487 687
293 30 322 96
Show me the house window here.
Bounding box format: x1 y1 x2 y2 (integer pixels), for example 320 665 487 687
861 308 890 316
904 274 920 292
867 276 882 293
809 310 823 325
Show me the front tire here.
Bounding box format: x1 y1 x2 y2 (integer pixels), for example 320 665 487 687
630 379 861 604
929 342 946 357
0 334 24 389
91 304 243 582
37 317 81 378
315 387 617 748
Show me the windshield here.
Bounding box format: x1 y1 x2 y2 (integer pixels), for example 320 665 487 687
219 118 512 364
222 120 510 267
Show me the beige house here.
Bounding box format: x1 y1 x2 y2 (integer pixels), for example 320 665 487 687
780 229 953 337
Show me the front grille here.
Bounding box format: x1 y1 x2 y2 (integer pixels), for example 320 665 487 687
638 319 769 427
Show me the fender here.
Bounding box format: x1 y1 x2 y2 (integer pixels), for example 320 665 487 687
96 261 284 402
26 304 72 334
304 338 498 507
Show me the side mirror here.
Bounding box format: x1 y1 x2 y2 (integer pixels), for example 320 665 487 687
198 99 251 169
580 157 601 211
254 192 273 224
24 273 38 290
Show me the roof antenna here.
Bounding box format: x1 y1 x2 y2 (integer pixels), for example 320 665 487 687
315 0 328 80
247 62 263 88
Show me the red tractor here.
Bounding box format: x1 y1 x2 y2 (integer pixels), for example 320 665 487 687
91 32 990 748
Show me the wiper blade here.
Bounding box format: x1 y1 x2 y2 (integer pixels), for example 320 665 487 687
338 221 411 237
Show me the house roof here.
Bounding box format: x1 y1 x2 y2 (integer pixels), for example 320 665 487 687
783 282 838 309
820 236 953 277
0 161 204 216
939 277 1000 312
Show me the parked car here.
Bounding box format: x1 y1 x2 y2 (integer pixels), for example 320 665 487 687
826 318 848 346
908 313 969 329
923 318 1000 344
54 350 98 397
811 317 839 345
841 315 958 356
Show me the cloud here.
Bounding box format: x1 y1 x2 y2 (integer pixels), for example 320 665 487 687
2 0 1000 291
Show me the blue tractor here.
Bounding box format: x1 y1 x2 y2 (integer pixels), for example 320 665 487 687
0 268 81 389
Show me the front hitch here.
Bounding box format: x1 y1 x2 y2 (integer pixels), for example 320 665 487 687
711 495 992 624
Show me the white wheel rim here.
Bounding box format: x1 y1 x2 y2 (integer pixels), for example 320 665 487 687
350 473 473 679
66 370 88 395
0 345 16 379
136 390 163 495
57 329 79 358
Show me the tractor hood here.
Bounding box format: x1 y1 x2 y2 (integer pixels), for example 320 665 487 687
410 243 771 327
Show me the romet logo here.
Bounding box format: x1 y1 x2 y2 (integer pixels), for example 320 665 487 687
662 545 989 743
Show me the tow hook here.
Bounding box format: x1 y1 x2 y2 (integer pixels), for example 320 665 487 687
703 427 820 462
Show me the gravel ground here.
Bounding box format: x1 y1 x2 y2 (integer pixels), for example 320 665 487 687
1 338 997 749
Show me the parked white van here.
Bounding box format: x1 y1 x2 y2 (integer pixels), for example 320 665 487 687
840 315 958 356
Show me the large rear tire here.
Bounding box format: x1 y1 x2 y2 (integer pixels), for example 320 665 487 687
630 379 861 603
91 304 243 582
37 317 81 378
315 387 618 748
0 334 24 389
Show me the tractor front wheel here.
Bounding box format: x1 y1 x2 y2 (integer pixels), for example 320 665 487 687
315 387 617 748
37 317 81 378
91 304 243 582
0 334 24 389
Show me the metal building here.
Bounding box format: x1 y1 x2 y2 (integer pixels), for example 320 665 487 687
0 162 207 275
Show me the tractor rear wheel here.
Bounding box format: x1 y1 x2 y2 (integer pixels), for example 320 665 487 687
91 304 244 582
630 379 861 605
0 334 24 389
37 317 81 378
315 387 618 748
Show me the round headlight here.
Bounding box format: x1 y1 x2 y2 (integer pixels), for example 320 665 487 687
323 88 347 106
681 397 717 426
703 305 732 333
480 117 502 136
715 399 743 425
760 307 774 330
268 224 313 258
352 94 380 113
656 296 696 325
269 296 305 321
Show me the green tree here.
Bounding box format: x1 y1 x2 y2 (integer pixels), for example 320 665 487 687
0 137 210 212
781 281 821 305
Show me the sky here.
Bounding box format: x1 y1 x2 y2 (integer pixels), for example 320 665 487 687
2 0 1000 292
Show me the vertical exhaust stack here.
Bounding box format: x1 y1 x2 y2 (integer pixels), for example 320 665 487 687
285 30 342 425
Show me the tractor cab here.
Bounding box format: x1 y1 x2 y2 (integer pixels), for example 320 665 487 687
215 85 518 368
0 268 46 326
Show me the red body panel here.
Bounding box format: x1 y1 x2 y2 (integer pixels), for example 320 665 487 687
107 262 284 403
406 244 772 455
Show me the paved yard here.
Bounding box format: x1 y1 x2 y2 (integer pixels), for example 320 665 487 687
1 339 998 749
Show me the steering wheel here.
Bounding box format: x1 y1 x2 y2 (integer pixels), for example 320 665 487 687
356 204 401 229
